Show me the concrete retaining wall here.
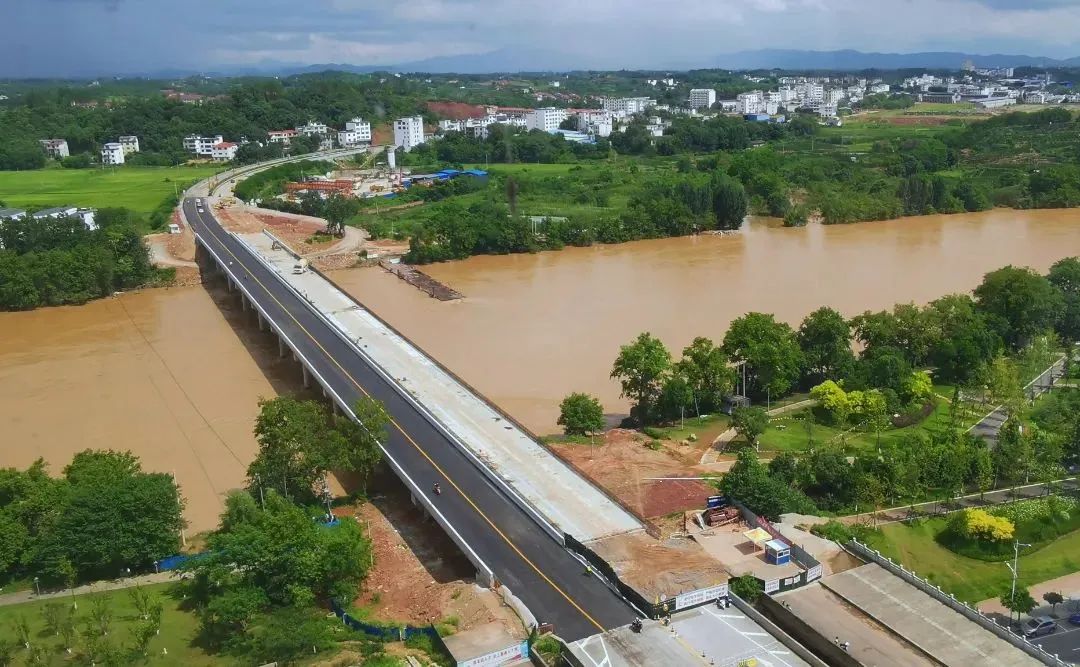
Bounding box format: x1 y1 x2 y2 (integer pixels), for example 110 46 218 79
755 594 866 667
849 539 1067 667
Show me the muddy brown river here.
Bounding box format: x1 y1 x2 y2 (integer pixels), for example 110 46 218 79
335 209 1080 433
2 209 1079 530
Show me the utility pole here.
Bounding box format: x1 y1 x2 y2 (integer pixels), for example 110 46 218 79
1005 540 1032 626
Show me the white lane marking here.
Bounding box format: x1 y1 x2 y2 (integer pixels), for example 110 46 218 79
702 606 798 667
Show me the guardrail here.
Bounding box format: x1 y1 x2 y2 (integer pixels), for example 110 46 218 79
250 229 567 546
848 539 1068 667
194 231 496 588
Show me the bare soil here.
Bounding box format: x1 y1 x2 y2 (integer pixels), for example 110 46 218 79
426 101 487 119
590 531 728 602
549 429 713 520
346 480 524 636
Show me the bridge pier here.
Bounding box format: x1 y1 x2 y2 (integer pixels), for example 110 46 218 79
257 313 264 332
302 365 310 389
240 295 248 312
278 338 286 358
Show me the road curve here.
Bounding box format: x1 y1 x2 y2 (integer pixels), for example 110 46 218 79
184 197 636 640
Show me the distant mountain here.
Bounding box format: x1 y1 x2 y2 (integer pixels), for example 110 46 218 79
712 49 1080 71
390 48 595 74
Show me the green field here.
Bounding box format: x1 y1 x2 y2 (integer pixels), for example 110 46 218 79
0 583 224 666
0 165 222 215
863 518 1080 603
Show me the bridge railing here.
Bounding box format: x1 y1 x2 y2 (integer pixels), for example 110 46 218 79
194 231 497 590
251 229 569 546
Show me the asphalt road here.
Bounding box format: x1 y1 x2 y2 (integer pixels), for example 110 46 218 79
184 198 636 641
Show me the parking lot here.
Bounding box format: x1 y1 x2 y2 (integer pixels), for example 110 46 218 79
1026 616 1080 664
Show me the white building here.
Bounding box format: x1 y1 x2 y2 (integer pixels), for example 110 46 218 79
101 142 125 165
736 91 765 115
184 134 224 156
869 83 891 95
39 139 70 159
211 141 238 161
825 88 845 106
688 88 717 109
297 121 329 137
0 208 26 221
338 117 372 145
118 135 140 154
525 107 567 132
438 119 463 133
393 116 425 152
31 206 97 230
601 97 655 116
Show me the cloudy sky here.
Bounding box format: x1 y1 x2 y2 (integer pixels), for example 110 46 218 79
3 0 1080 77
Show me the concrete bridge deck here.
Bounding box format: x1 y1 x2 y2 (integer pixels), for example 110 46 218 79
185 197 637 641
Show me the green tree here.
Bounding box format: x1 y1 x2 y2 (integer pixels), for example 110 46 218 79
557 392 605 436
1048 257 1080 342
657 374 695 423
610 333 672 424
233 607 336 664
711 173 749 230
768 452 798 486
974 266 1063 350
722 313 803 400
797 307 854 385
1000 586 1037 625
729 575 763 602
675 337 735 415
732 407 769 449
322 194 356 236
926 294 1000 385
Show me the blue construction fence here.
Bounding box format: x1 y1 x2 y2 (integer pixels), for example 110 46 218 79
329 599 442 644
156 551 210 572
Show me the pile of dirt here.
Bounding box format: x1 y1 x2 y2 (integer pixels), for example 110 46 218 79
549 429 714 519
343 483 523 636
426 101 487 120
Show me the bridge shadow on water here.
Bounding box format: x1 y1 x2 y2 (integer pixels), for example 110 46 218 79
195 246 475 586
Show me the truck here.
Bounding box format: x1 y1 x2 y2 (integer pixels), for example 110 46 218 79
292 258 310 274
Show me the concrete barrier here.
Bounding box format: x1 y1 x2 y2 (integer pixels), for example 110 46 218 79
251 230 567 546
755 594 870 667
849 539 1067 667
195 234 496 589
497 584 539 632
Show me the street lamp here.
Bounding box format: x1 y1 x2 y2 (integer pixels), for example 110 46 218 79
33 577 40 597
1005 540 1033 626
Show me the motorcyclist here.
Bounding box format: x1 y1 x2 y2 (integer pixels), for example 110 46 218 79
433 482 442 496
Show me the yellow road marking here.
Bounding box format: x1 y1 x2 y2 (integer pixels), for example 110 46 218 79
192 206 605 632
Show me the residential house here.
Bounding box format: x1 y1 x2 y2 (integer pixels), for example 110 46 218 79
525 107 567 132
338 117 372 145
118 135 140 154
32 206 97 230
184 134 224 156
268 129 298 145
211 141 238 161
101 142 125 165
0 208 26 221
39 139 70 159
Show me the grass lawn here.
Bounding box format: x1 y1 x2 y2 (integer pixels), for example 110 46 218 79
863 519 1080 604
758 398 955 454
0 165 222 215
649 413 731 443
0 582 223 666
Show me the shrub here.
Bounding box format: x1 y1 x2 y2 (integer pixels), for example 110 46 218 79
730 575 763 602
952 509 1015 542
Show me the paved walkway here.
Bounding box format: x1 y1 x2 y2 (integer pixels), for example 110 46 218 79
0 572 176 608
699 399 816 464
969 356 1065 446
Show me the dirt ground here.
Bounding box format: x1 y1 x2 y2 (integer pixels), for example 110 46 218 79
550 429 714 519
426 101 486 119
345 479 525 637
590 531 729 603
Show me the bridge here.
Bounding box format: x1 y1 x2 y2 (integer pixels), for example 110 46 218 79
184 197 638 641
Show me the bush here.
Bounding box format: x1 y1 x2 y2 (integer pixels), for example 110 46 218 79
951 509 1015 542
730 575 763 602
557 392 605 436
811 520 858 543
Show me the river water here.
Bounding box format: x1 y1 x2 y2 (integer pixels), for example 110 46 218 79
0 283 299 532
334 209 1080 433
2 209 1079 529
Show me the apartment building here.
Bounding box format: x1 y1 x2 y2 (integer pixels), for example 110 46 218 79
688 88 717 109
601 96 655 116
184 134 225 155
393 116 425 152
211 141 238 161
337 117 372 146
525 107 567 132
268 129 298 145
